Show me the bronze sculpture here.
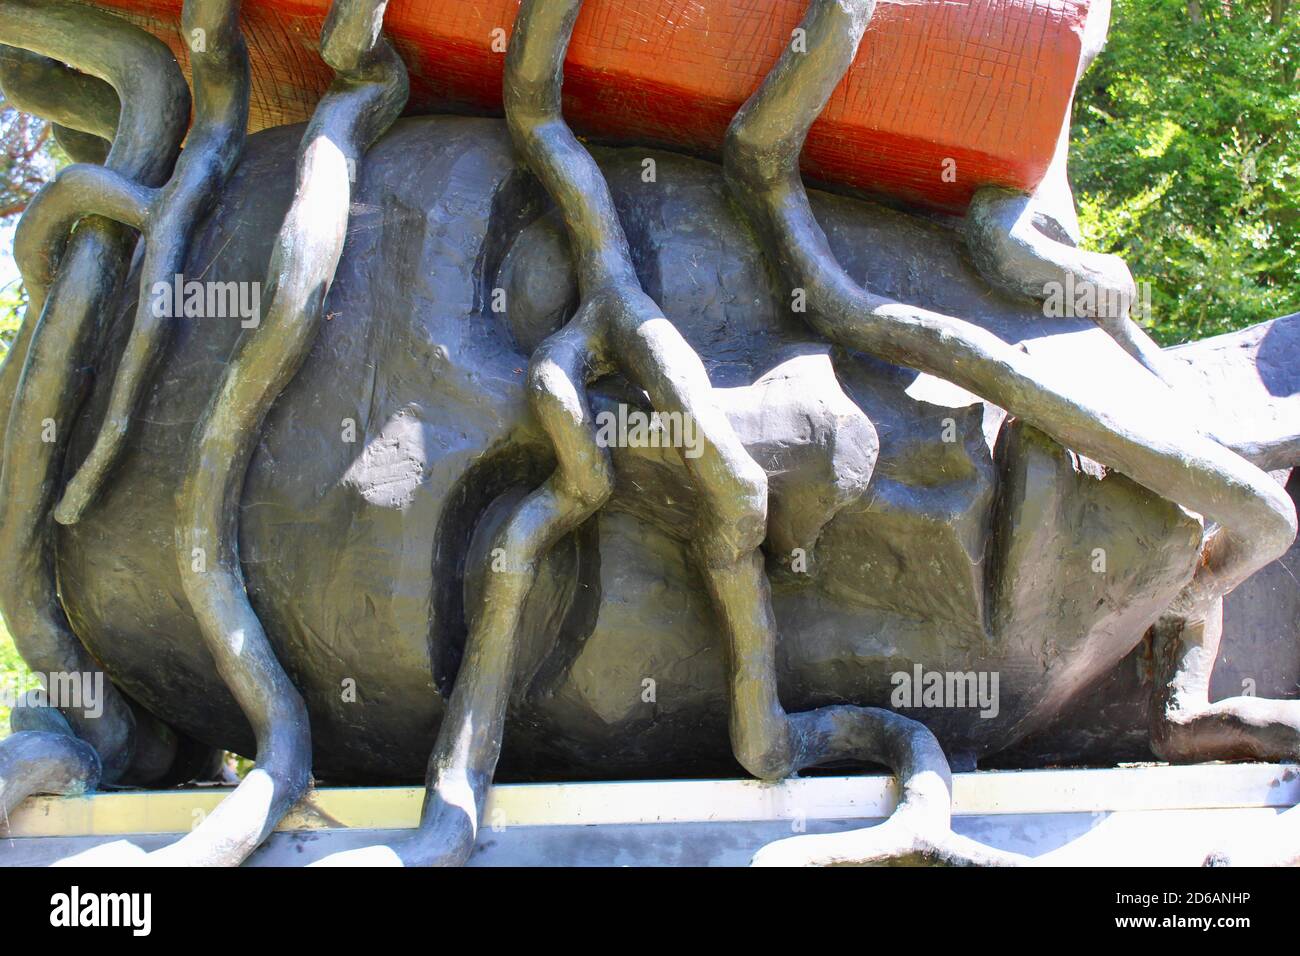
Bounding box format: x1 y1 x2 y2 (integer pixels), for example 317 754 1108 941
0 0 1296 867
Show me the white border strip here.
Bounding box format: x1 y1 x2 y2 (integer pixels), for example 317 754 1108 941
4 763 1296 837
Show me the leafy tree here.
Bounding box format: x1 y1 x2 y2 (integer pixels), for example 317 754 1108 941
1072 0 1300 344
0 100 55 219
0 96 64 356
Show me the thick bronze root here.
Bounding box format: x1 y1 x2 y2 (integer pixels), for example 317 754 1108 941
0 0 1289 871
723 0 1296 865
160 0 407 866
305 0 770 867
0 0 190 783
753 709 1024 866
0 730 100 829
1144 601 1300 866
385 0 1287 869
54 0 251 525
0 695 101 827
961 0 1168 381
1152 603 1300 764
723 0 1293 620
964 187 1170 380
14 165 154 306
0 45 118 162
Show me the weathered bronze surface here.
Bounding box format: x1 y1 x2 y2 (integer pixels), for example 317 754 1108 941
0 0 1296 866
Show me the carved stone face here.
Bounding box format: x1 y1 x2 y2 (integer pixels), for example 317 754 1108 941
58 116 1201 784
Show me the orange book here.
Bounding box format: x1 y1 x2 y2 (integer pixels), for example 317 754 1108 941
96 0 1091 212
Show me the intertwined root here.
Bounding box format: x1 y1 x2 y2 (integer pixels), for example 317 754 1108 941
320 0 770 867
54 0 251 525
160 0 407 866
388 0 1014 869
722 0 1293 613
0 0 1293 869
0 0 191 786
0 0 406 866
752 708 1025 867
0 697 100 830
352 0 1297 869
964 187 1170 380
0 46 119 163
721 0 1297 865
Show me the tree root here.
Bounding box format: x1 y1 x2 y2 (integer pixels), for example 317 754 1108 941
14 164 155 305
404 0 770 866
0 0 190 784
722 0 1296 866
1145 601 1300 866
0 45 118 161
306 0 769 867
0 730 100 831
1152 604 1300 764
1 698 102 828
723 0 1293 619
964 186 1170 380
154 0 407 867
960 0 1171 381
344 0 1001 871
753 708 1025 866
335 0 1293 870
0 0 1291 870
55 0 251 525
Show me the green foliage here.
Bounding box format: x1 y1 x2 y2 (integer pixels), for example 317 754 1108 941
0 96 66 362
0 277 25 354
1072 0 1300 344
0 616 39 740
0 103 58 221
